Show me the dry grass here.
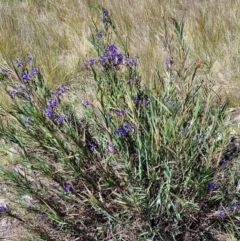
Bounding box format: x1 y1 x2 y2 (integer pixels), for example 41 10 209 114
1 0 240 104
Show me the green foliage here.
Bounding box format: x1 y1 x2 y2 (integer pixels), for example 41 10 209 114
0 7 239 241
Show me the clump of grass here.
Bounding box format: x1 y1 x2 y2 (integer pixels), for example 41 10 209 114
0 7 239 241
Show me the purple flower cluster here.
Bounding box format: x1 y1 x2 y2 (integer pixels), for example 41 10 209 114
216 203 238 217
44 85 67 123
99 44 124 68
16 57 39 81
116 124 135 137
85 44 137 70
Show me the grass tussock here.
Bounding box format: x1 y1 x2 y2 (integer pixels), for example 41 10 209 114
1 1 240 241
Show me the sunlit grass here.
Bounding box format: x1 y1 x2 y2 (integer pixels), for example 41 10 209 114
1 0 240 103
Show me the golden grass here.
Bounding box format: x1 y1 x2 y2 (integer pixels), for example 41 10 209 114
1 0 240 104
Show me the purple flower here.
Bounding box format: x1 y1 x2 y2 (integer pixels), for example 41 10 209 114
23 116 31 125
96 31 103 38
165 57 174 67
54 114 68 124
21 70 32 80
54 85 67 99
82 100 90 106
217 210 226 217
48 98 57 108
0 204 6 212
103 8 109 17
16 60 23 67
227 203 238 211
64 184 71 191
132 96 139 104
1 68 8 74
116 124 135 137
32 67 39 74
37 214 44 221
45 107 53 118
88 58 95 66
106 144 116 152
116 109 125 116
9 89 18 98
28 56 33 62
116 126 127 137
166 97 171 103
60 84 67 93
209 181 217 192
219 157 225 165
107 44 118 55
55 88 62 99
123 124 135 131
145 98 151 105
125 57 137 67
90 143 97 150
